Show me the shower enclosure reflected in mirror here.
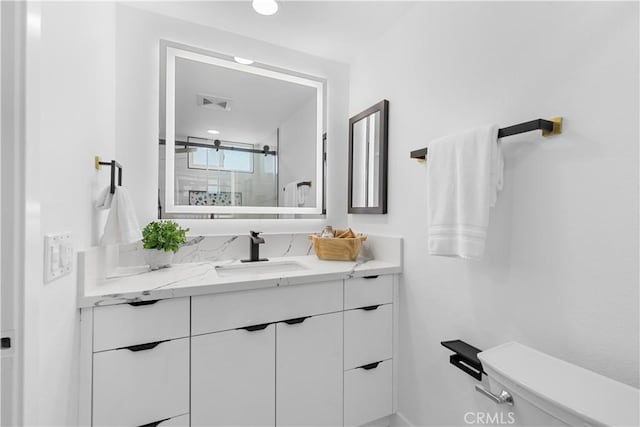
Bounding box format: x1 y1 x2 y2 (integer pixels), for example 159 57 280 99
159 42 326 219
348 100 388 214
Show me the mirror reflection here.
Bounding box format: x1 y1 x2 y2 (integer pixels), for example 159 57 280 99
348 100 388 214
159 46 325 218
351 111 381 208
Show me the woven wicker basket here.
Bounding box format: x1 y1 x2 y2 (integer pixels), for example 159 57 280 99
309 229 367 261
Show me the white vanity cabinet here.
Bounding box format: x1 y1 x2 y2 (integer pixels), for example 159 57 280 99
81 275 397 427
191 324 276 426
190 281 343 427
89 298 191 427
343 275 394 426
276 312 343 426
93 338 190 427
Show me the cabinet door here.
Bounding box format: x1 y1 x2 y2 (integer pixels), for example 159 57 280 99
93 338 189 427
276 312 343 426
191 324 275 427
344 360 392 427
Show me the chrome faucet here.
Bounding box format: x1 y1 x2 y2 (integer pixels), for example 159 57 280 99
242 231 268 263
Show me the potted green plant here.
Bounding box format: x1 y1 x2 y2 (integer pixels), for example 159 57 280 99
141 220 189 270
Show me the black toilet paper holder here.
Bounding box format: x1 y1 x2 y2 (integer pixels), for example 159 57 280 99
441 339 486 381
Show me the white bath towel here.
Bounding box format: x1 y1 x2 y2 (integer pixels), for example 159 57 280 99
96 186 142 245
283 181 308 207
426 124 503 260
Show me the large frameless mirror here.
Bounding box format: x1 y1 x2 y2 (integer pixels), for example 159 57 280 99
159 42 326 219
348 100 388 214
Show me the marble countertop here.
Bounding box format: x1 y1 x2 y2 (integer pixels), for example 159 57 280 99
79 255 401 308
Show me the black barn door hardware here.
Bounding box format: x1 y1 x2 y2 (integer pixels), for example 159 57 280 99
159 137 277 156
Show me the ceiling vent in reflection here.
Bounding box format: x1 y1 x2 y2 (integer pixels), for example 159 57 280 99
197 94 232 111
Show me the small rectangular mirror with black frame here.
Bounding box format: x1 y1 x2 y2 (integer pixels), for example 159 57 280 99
348 99 389 214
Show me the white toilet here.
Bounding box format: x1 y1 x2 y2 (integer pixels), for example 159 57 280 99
477 342 639 426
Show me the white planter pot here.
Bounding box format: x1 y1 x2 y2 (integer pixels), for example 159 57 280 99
144 249 174 271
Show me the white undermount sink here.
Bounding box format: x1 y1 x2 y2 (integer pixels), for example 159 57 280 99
214 260 308 277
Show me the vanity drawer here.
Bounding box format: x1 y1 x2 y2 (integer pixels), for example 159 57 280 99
192 280 342 335
93 338 189 427
344 275 393 310
344 359 393 427
93 297 190 352
344 304 393 370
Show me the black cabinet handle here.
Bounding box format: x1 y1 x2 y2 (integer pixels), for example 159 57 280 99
1 337 11 349
138 418 171 427
283 316 310 325
360 305 380 311
359 361 381 370
238 323 270 332
128 300 159 307
363 275 379 279
120 340 168 352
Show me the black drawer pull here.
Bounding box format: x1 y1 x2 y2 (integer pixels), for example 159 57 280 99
359 361 381 370
121 340 168 352
138 418 171 427
360 305 380 311
283 316 310 325
363 275 379 279
127 300 159 307
1 337 11 349
238 323 270 332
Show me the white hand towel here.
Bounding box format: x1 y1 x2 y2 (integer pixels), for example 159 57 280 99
94 186 114 210
284 181 306 207
426 124 503 260
297 185 306 206
96 186 142 245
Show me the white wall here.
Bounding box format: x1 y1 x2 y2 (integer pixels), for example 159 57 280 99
0 3 24 425
115 4 349 233
278 96 317 208
25 2 116 425
348 2 639 426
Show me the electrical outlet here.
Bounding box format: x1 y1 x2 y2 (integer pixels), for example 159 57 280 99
44 232 73 283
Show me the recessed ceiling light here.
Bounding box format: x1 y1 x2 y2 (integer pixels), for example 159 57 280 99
207 129 220 135
234 56 254 65
252 0 278 16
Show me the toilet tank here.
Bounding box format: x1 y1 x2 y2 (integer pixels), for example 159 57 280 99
477 342 639 427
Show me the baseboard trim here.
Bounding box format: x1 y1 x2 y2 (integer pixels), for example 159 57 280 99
391 412 415 427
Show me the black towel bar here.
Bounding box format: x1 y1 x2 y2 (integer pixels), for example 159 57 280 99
95 156 123 194
410 117 562 160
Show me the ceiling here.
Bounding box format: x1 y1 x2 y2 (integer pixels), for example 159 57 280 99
174 56 317 143
124 1 415 63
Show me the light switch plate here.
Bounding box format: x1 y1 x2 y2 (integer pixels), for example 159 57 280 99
44 232 73 283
